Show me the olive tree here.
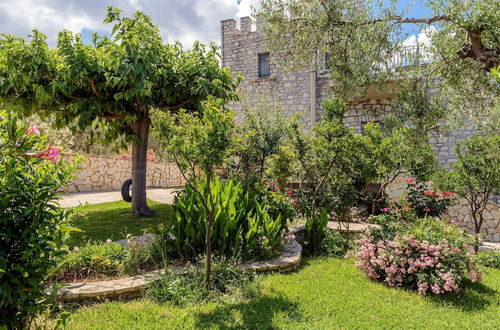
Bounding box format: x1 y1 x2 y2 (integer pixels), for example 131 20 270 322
256 0 499 132
0 7 239 216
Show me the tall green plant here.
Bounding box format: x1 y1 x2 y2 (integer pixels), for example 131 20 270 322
152 101 234 289
153 178 284 261
0 112 77 328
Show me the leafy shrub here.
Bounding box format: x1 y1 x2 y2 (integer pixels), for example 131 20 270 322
251 182 296 230
405 178 456 217
321 230 348 257
0 114 76 328
366 214 395 226
356 218 480 295
146 260 260 306
302 212 329 255
153 178 285 261
474 252 500 269
52 243 126 281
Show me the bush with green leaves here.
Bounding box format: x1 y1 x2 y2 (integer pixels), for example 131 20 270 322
152 178 285 262
0 113 76 328
321 230 348 257
251 182 296 231
357 217 480 295
474 252 500 269
405 179 456 218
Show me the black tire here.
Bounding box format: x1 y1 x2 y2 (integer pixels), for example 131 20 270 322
121 179 132 202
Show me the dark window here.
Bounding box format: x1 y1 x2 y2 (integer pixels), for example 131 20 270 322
258 53 270 77
325 52 331 68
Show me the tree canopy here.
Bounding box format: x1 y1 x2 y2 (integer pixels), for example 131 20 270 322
256 0 499 133
0 7 240 215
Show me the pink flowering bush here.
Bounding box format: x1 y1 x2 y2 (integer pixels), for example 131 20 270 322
1 113 77 327
356 217 481 295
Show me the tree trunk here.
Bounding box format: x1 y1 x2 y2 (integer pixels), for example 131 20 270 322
130 114 154 216
205 214 212 290
205 174 214 290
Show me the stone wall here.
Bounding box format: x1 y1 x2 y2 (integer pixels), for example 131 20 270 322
63 154 185 192
386 177 500 242
221 17 315 129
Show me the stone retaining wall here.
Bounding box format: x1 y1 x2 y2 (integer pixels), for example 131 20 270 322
387 177 500 242
63 154 185 192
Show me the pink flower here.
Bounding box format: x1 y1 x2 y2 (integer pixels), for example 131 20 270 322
404 178 413 183
34 146 60 162
425 208 431 213
26 125 40 135
381 208 389 213
106 239 112 244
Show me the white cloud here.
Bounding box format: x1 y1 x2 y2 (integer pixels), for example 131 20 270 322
0 0 258 47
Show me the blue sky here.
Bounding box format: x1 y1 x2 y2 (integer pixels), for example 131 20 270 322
0 0 434 47
384 0 433 37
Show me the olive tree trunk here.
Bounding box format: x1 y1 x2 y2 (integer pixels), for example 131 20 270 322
130 114 154 216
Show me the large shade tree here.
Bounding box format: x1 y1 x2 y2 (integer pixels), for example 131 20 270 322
256 0 499 133
0 7 239 216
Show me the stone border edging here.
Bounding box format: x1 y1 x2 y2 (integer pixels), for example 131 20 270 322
56 239 302 302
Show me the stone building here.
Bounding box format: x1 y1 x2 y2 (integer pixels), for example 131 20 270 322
220 16 476 168
220 16 500 242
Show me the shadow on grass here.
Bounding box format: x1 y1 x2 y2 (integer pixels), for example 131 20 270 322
428 280 497 312
194 294 302 329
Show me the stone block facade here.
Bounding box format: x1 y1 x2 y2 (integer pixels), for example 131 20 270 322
63 154 185 192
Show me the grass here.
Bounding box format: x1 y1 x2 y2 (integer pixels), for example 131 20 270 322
67 200 174 247
64 257 500 329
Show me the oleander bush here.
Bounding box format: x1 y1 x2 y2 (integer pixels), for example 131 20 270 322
152 178 286 262
356 217 481 295
0 113 76 328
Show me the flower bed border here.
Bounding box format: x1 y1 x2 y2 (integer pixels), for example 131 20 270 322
56 239 302 302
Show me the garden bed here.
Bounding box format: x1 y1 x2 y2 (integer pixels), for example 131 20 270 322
55 238 302 302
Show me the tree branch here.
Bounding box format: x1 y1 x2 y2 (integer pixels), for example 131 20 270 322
88 79 101 98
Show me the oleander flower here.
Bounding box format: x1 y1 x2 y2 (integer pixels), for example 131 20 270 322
26 125 40 135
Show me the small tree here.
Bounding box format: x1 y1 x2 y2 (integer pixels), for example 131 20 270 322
229 106 289 187
438 135 500 252
363 123 436 214
0 7 239 216
152 101 234 289
290 99 373 252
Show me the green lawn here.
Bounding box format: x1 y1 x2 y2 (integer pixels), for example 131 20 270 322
68 200 174 247
64 257 500 329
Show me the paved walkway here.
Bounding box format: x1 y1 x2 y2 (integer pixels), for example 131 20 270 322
480 241 500 252
59 188 179 208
